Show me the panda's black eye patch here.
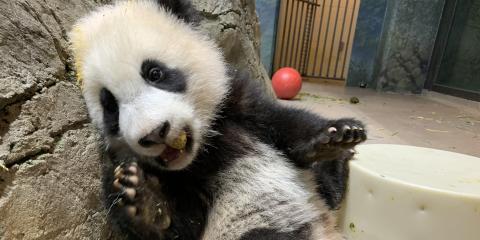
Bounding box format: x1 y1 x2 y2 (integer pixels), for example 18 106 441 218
100 88 119 135
141 59 186 92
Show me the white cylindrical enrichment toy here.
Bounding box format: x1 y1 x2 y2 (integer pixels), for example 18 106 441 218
339 144 480 240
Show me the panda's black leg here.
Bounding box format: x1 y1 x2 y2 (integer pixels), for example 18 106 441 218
311 150 352 209
290 118 362 209
104 161 170 240
288 118 366 166
229 69 366 166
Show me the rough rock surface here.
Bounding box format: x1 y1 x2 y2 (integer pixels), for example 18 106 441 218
0 0 272 239
193 0 274 96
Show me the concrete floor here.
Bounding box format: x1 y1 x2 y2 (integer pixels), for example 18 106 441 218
282 82 480 157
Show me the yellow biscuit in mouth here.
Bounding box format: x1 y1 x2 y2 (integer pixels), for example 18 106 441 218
168 131 187 150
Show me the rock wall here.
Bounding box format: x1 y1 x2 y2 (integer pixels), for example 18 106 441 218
346 0 387 88
193 0 273 94
373 0 445 93
0 0 272 239
346 0 445 93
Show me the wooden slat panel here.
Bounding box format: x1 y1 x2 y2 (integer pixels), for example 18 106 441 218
273 0 361 82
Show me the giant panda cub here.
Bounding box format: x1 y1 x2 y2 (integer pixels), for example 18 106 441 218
70 0 366 239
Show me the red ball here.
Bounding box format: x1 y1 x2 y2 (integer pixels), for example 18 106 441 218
272 67 302 99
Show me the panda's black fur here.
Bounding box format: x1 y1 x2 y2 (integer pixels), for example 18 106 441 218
155 0 201 23
101 68 364 240
71 1 367 239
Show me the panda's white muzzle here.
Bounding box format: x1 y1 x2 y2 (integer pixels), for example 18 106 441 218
118 87 198 169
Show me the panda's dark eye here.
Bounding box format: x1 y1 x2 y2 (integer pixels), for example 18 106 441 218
148 68 164 82
141 59 186 92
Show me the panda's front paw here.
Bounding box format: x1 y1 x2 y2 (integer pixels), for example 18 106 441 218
111 162 171 236
317 119 366 146
112 162 142 217
290 119 366 163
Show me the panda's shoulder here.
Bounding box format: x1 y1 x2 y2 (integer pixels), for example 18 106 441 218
222 67 274 119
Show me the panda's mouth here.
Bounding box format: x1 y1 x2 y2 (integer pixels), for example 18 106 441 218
157 130 193 165
159 145 184 163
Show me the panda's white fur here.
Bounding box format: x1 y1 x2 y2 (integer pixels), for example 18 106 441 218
203 140 341 240
69 0 360 239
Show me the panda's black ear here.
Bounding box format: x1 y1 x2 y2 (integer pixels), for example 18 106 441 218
156 0 201 23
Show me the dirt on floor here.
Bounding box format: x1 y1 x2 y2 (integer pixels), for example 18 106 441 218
283 82 480 157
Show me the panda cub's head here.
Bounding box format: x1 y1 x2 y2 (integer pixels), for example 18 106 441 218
70 0 229 170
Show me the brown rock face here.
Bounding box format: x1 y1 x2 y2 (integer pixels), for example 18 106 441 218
193 0 274 96
0 0 271 239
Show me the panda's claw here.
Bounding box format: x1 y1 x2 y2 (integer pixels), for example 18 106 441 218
113 179 123 190
114 165 122 174
127 165 138 174
124 188 136 201
327 127 337 134
342 126 354 143
127 175 140 186
126 205 138 217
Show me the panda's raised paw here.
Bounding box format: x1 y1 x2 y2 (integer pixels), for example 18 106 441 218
112 162 142 217
316 119 366 146
111 162 171 234
292 119 366 162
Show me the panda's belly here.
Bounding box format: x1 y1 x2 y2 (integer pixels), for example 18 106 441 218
201 141 340 240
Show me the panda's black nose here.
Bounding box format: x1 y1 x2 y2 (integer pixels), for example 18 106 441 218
138 121 170 147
